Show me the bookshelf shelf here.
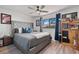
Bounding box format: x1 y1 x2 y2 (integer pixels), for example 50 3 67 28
61 19 79 50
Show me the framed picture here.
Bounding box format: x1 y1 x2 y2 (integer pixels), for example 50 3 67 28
36 20 40 26
1 13 11 24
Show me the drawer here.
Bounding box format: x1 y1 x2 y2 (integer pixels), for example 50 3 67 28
3 36 13 46
0 40 3 46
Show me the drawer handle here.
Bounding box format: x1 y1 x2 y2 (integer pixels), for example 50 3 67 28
63 37 67 39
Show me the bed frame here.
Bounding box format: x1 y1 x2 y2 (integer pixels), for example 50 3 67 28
14 35 51 54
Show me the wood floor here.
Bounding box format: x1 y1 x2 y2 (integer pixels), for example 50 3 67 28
39 41 79 54
0 41 79 54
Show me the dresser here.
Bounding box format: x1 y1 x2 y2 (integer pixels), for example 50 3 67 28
3 36 13 46
0 36 13 47
0 38 3 46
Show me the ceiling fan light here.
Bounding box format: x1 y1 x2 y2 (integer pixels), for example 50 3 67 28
36 11 40 13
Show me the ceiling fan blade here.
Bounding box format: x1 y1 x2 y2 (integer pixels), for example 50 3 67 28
28 7 35 10
41 5 45 9
29 10 37 14
29 12 35 14
40 10 48 13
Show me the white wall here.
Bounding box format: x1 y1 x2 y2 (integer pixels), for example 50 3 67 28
43 28 55 41
0 7 33 37
0 24 12 37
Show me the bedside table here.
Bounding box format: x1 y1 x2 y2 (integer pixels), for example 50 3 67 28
0 38 3 47
3 36 13 46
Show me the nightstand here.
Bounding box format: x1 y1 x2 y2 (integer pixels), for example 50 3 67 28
0 38 3 47
3 36 13 46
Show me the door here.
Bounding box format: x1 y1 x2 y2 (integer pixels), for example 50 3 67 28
55 13 61 42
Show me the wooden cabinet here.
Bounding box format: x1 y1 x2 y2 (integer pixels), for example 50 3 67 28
0 38 3 47
61 19 79 50
62 30 69 43
69 30 75 45
3 36 13 46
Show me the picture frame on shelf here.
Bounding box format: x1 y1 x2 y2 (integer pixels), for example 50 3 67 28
1 13 11 24
62 23 69 29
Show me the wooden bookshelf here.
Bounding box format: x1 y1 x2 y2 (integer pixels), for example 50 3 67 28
61 19 79 50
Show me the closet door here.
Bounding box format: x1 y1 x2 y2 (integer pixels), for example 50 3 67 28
55 13 61 41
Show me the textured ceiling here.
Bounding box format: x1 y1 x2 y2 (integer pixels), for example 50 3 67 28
0 5 70 16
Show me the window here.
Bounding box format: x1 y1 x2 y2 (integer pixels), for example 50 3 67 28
36 18 56 28
49 18 56 24
43 19 49 25
62 12 77 19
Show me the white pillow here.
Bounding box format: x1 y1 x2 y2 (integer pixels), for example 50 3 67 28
18 28 22 33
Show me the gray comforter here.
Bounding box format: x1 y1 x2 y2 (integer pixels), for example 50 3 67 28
14 32 51 53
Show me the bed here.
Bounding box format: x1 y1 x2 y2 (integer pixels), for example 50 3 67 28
13 32 52 54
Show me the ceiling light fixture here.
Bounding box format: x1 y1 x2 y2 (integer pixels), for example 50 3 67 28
36 11 40 13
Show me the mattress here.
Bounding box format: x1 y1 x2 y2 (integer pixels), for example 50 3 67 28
14 32 50 49
30 32 50 39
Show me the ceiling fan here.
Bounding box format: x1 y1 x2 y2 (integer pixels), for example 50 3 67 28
28 5 48 14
